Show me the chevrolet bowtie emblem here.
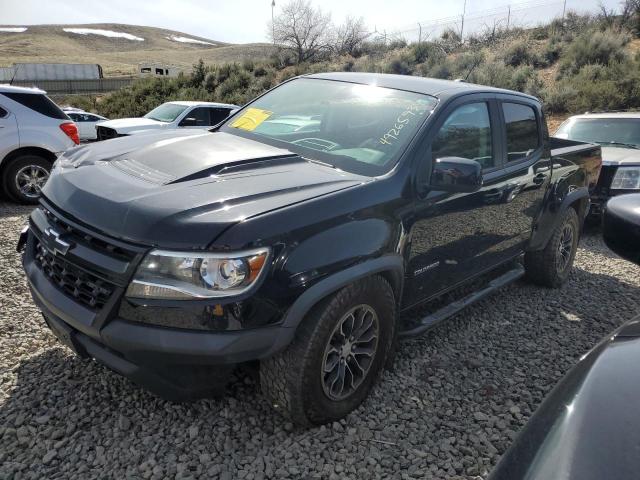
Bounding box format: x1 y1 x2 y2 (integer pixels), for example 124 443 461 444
44 227 72 256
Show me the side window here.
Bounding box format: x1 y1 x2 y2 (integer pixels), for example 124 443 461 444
68 113 79 121
503 103 540 162
431 102 494 170
0 106 8 118
209 108 230 125
2 92 68 120
182 107 209 126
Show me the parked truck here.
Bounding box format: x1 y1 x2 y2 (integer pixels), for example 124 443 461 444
18 73 601 426
555 112 640 218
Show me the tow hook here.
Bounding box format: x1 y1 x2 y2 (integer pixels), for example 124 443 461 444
16 225 29 253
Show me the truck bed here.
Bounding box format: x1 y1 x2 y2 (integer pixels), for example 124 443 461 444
550 137 602 194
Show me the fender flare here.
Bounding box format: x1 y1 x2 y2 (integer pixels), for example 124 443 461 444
529 186 590 251
264 255 404 356
281 255 404 330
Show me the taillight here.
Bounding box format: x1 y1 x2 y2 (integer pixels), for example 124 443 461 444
60 122 79 145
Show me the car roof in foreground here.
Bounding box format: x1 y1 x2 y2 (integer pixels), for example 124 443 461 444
0 84 46 95
304 72 539 102
167 101 239 108
567 112 640 120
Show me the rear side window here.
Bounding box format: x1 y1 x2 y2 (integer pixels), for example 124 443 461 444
432 102 494 170
503 103 539 162
0 106 7 118
209 108 231 125
2 92 69 120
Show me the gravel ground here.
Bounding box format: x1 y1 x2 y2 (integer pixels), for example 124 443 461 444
1 201 639 480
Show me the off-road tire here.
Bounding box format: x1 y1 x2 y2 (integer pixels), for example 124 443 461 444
3 155 51 204
260 275 396 426
525 208 580 288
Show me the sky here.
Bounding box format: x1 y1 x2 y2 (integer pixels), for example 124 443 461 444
0 0 622 44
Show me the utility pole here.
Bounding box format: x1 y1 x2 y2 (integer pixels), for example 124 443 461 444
507 5 511 30
460 0 467 43
561 0 567 26
418 22 422 43
271 0 276 44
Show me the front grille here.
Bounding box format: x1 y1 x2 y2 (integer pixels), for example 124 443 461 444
34 240 114 310
41 207 134 261
96 126 125 141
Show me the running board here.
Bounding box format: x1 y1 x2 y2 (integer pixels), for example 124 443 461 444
399 264 525 338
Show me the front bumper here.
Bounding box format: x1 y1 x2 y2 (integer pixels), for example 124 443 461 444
20 220 294 401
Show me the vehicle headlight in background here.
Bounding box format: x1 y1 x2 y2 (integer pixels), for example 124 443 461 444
126 248 270 300
611 167 640 190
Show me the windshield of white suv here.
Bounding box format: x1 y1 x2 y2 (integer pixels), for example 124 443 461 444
556 117 640 149
220 78 437 176
144 103 189 122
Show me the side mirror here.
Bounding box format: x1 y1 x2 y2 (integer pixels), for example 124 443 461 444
430 157 483 193
603 194 640 266
180 117 197 127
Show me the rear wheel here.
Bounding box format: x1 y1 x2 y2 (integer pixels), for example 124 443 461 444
260 276 396 426
525 208 580 288
3 155 51 204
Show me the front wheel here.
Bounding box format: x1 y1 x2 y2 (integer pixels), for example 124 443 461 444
525 208 580 288
260 276 396 426
3 155 51 204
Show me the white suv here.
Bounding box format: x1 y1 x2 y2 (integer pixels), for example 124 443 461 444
0 85 79 204
95 101 238 140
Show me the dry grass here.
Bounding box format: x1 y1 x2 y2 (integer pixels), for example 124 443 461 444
0 23 275 76
547 114 571 133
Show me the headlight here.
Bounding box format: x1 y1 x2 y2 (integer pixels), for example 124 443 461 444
126 248 270 300
611 167 640 190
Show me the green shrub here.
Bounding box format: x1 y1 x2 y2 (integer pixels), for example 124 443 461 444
502 39 538 67
385 57 412 75
540 85 578 114
541 36 563 65
559 29 630 74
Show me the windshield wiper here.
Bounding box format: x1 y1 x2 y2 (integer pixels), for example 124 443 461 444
596 141 640 150
304 157 338 169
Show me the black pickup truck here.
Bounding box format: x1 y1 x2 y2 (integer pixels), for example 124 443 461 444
18 73 602 426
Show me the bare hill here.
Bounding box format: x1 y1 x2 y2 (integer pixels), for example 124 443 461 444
0 23 275 76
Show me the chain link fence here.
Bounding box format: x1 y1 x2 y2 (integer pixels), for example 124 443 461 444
375 0 610 44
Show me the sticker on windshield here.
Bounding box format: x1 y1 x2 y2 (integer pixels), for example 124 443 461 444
379 104 428 146
230 108 273 131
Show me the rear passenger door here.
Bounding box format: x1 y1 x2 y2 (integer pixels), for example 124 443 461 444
493 96 550 247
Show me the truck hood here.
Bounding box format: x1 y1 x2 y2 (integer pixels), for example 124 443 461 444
97 117 168 134
601 146 640 166
43 131 366 249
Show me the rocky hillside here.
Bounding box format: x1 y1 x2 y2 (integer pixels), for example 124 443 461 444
0 23 274 76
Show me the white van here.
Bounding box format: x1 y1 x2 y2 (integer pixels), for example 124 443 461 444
0 85 79 203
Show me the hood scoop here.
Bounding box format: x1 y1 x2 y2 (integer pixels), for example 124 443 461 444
95 131 302 185
111 154 304 186
111 158 177 185
176 154 302 183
